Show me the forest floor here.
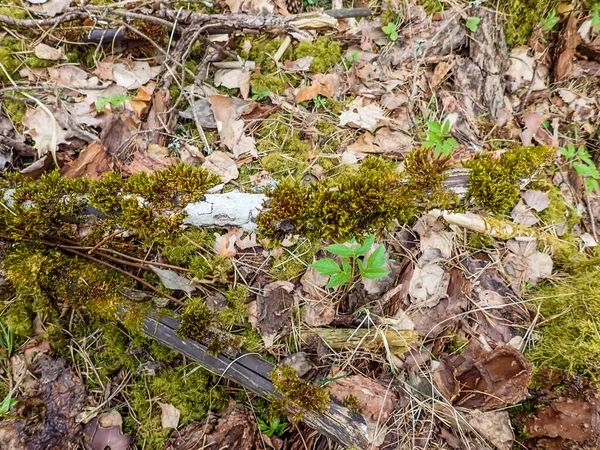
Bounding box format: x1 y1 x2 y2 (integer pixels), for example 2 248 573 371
1 0 600 449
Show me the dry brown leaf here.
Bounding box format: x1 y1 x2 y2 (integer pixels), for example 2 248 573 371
94 61 115 81
113 62 161 89
295 84 321 103
158 402 180 429
213 231 238 257
34 43 65 61
328 374 397 421
32 0 71 17
202 150 238 183
22 107 71 158
60 142 112 179
283 56 314 72
339 98 386 132
119 150 176 176
84 412 132 450
208 95 257 159
214 69 251 99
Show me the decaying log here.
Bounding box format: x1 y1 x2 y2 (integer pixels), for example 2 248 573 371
306 327 419 355
141 314 373 449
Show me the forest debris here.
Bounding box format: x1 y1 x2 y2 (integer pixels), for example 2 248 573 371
150 266 196 294
304 300 335 326
465 410 514 450
162 406 257 450
179 97 251 127
339 98 386 132
525 397 595 442
84 411 132 450
553 11 581 81
503 238 553 292
281 352 314 377
511 200 540 227
183 192 266 231
435 345 532 410
505 46 548 93
309 327 418 355
409 250 450 308
202 150 239 183
413 213 455 259
31 0 71 16
214 69 251 99
34 43 65 61
22 107 71 158
208 95 257 158
113 62 161 89
158 402 181 429
256 281 294 348
328 374 397 421
0 358 86 450
60 142 112 179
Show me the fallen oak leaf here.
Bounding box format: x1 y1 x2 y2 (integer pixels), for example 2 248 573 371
60 142 112 180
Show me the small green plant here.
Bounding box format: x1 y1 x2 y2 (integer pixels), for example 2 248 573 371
382 22 399 41
251 86 270 101
465 16 480 32
0 395 17 417
310 234 389 289
422 119 459 157
346 50 359 65
313 95 327 109
0 323 14 360
541 8 559 31
95 93 129 112
559 144 600 194
592 3 600 32
257 417 289 437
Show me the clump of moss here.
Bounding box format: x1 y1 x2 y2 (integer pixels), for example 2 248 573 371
239 36 292 73
499 0 559 46
258 156 417 242
295 36 343 73
0 37 21 82
270 239 319 281
177 297 213 341
160 228 214 265
464 146 553 214
404 147 453 192
270 366 330 420
250 73 285 95
343 394 362 414
218 285 249 326
526 268 600 380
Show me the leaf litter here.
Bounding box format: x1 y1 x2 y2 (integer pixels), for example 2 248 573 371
1 1 600 449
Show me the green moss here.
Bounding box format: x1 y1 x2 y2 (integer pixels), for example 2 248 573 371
4 98 26 124
270 366 330 421
526 268 600 380
239 37 291 73
468 232 496 249
160 228 214 265
295 37 342 73
464 146 553 214
189 254 232 283
270 239 319 281
342 394 362 414
499 0 559 46
0 37 21 82
177 297 213 341
416 0 444 14
250 73 285 95
258 156 417 242
24 55 55 69
0 7 28 19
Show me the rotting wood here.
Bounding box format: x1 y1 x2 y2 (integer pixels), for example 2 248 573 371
306 327 419 355
140 313 372 449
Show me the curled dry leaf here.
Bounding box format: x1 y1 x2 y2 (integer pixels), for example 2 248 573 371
208 95 257 159
339 98 386 132
113 62 161 90
149 266 196 294
158 402 181 429
60 142 112 180
34 43 65 61
202 150 239 183
84 411 132 450
214 69 251 99
22 107 71 158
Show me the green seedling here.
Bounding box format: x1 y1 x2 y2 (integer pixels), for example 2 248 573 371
466 16 480 32
251 86 270 101
310 234 390 289
313 95 327 109
0 395 17 417
0 323 14 360
257 417 289 437
382 22 399 41
95 93 129 112
422 119 459 157
346 50 360 65
541 8 559 31
559 144 600 194
592 3 600 32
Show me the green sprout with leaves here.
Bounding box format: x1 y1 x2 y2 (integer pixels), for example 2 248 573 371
592 3 600 32
541 8 559 31
313 95 327 109
95 93 129 112
559 144 600 194
251 86 270 101
310 234 389 289
257 417 289 437
0 395 17 417
0 323 14 360
346 50 360 65
422 119 459 157
465 16 480 32
382 22 399 41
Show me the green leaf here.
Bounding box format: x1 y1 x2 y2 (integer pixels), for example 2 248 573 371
427 121 442 134
542 9 559 31
389 31 399 41
355 234 375 255
585 177 599 193
311 258 340 275
592 8 600 31
326 271 351 289
382 22 396 35
366 244 386 269
341 258 351 273
324 243 355 257
422 139 435 149
465 16 480 32
441 119 451 135
361 267 390 280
